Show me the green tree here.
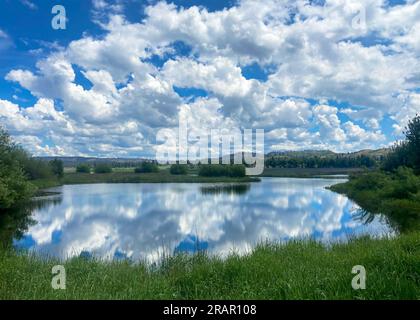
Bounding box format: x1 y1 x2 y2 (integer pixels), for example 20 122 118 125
94 164 112 174
405 114 420 172
49 159 64 178
8 148 53 180
382 142 410 172
76 164 91 173
383 115 420 173
135 162 159 173
198 164 246 177
0 128 35 210
228 164 246 177
170 164 188 175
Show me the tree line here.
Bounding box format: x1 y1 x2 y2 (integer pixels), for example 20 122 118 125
264 154 377 169
382 115 420 173
0 128 63 210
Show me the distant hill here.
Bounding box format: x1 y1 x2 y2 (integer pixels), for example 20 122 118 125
267 150 336 158
348 148 390 158
34 156 148 167
36 148 390 168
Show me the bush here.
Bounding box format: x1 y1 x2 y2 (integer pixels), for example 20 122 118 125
170 164 188 175
76 164 91 173
198 164 246 177
228 165 246 177
384 167 419 199
352 171 388 191
49 159 64 178
94 164 112 174
134 162 159 173
331 168 420 232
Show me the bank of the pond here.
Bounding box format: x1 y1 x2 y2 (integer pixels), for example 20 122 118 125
329 169 420 232
1 232 419 300
31 168 364 192
30 171 259 192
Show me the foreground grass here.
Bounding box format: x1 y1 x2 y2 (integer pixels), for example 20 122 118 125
1 233 419 299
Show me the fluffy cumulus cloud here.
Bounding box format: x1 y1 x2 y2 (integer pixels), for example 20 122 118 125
1 0 420 156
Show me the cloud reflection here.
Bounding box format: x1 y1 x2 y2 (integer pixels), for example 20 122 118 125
13 178 394 262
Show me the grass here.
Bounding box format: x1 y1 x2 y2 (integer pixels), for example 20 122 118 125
29 169 258 190
60 171 258 184
261 167 366 178
1 232 419 300
29 179 62 197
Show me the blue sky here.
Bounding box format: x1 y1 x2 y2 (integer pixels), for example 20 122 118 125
0 0 419 157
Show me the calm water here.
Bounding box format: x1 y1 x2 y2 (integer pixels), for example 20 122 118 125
12 178 394 262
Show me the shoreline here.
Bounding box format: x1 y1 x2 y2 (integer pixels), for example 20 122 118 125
30 171 261 192
31 167 364 190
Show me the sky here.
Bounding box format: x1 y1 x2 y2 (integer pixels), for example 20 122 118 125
0 0 419 157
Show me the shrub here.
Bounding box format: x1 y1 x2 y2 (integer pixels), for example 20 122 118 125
49 159 64 178
198 164 246 177
134 162 159 173
94 164 112 174
228 164 246 177
170 164 188 175
332 168 420 232
76 164 91 173
352 171 388 191
384 167 419 199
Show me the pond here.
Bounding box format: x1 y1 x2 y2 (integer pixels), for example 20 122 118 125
8 178 394 262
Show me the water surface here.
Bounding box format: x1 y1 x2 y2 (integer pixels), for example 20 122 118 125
12 178 393 262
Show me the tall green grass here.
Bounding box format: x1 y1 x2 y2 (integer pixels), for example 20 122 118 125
1 233 419 300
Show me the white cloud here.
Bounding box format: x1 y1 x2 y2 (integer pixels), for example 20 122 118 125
391 92 420 135
2 0 419 156
0 28 13 51
19 0 37 10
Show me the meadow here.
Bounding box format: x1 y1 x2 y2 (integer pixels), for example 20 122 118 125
31 169 258 190
1 232 419 300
